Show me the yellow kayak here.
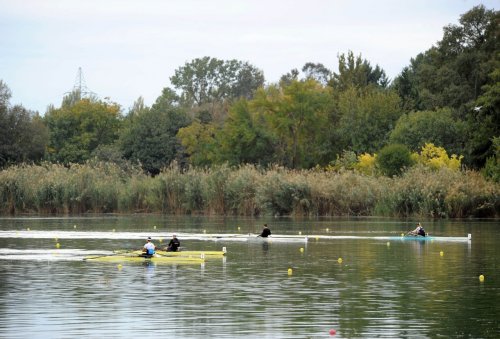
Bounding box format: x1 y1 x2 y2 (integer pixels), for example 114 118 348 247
116 249 227 257
85 254 205 264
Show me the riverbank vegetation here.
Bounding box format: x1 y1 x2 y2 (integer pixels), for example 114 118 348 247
1 5 499 217
0 162 498 217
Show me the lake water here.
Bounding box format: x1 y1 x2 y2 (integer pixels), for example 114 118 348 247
0 215 498 338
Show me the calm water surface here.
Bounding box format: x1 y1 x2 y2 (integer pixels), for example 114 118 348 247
0 216 498 338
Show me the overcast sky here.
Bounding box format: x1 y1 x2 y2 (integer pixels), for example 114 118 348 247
0 0 497 114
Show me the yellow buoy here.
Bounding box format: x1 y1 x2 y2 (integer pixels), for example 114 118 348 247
73 225 77 229
27 227 30 231
298 231 302 235
153 225 157 230
56 243 60 248
300 247 304 253
401 233 404 237
112 229 115 232
238 226 241 231
440 251 444 257
203 229 206 234
338 257 343 264
117 264 123 270
326 228 329 232
479 274 485 282
287 268 293 275
316 236 319 241
386 242 390 247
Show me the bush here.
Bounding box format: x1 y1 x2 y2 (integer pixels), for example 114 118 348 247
376 144 413 177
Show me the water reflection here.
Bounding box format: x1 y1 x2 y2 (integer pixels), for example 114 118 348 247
0 217 498 338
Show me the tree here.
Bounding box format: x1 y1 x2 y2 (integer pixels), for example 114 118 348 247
120 88 190 174
216 99 277 166
176 121 219 167
389 108 466 155
395 5 498 114
302 62 332 85
376 144 413 177
337 86 402 154
0 80 48 167
251 79 333 168
45 94 122 164
170 57 264 122
330 51 389 91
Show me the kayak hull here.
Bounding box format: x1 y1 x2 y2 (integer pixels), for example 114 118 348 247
85 255 205 264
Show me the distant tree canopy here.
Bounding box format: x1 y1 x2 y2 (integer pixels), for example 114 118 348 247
392 5 499 168
0 5 498 178
44 92 122 164
120 88 190 175
170 56 265 123
0 81 48 167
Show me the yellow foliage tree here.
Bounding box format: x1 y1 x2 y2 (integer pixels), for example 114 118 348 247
412 143 463 170
355 153 377 175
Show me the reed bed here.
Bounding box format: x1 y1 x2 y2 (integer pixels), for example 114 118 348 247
0 162 498 217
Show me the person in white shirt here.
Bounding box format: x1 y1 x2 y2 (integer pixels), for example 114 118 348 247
142 237 156 256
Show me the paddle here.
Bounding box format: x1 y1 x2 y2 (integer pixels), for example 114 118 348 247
84 249 138 261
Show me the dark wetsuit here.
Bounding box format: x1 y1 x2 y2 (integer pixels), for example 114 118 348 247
417 227 426 237
260 227 271 238
167 238 180 251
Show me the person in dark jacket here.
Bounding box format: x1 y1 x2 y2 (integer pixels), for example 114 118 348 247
259 224 271 238
166 234 180 252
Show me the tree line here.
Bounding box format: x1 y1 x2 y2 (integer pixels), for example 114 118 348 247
1 5 498 181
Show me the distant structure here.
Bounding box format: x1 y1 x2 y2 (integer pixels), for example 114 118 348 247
65 67 96 99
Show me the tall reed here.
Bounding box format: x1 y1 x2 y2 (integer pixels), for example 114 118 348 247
0 162 498 217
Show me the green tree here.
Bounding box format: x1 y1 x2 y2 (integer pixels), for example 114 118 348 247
0 80 48 167
391 5 499 169
120 88 190 174
170 57 264 122
376 144 414 177
251 79 333 168
330 51 389 91
389 108 466 155
337 86 402 154
216 99 277 166
177 121 219 167
45 93 122 164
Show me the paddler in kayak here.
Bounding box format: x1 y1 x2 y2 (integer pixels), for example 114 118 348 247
408 223 426 237
142 237 156 257
166 234 180 252
259 224 271 238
